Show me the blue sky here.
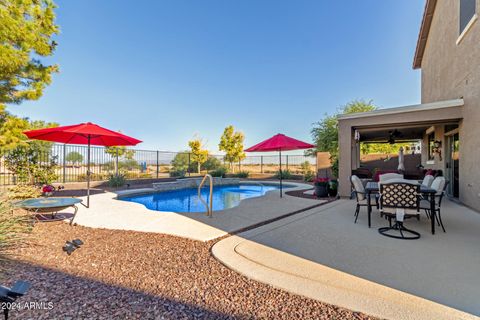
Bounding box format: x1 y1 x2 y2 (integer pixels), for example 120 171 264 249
12 0 425 153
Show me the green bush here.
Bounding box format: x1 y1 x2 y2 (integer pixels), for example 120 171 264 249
232 171 249 178
169 169 186 178
274 169 292 179
108 173 126 188
304 170 315 182
209 167 227 178
202 157 223 171
4 146 58 185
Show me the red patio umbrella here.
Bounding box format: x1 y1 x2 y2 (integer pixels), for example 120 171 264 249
245 133 314 197
24 122 142 207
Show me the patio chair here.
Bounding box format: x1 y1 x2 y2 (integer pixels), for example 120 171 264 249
420 177 449 232
0 280 31 320
378 181 421 240
378 173 404 182
351 175 378 223
421 174 435 188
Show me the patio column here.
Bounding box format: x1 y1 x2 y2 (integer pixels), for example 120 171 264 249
338 122 354 198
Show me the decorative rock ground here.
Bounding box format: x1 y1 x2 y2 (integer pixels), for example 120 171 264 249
4 223 376 319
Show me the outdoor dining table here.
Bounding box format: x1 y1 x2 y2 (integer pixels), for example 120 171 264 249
15 197 82 226
364 181 438 234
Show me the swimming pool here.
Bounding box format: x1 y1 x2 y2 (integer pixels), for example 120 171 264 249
119 183 285 213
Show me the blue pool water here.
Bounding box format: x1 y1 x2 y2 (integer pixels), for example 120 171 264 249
120 184 284 213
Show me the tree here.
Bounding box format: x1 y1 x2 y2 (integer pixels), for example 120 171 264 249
0 0 59 110
105 146 135 173
65 151 83 165
4 144 58 185
218 125 246 172
311 99 377 177
188 139 209 173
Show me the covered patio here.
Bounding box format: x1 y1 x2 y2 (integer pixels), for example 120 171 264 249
337 99 463 198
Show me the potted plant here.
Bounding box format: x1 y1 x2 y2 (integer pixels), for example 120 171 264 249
313 177 329 197
328 179 338 197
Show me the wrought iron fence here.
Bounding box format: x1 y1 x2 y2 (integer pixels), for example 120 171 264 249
0 143 316 186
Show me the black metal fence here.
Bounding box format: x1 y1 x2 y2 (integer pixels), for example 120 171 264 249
0 144 316 186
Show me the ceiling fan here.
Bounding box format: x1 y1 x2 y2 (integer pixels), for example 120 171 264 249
387 129 403 144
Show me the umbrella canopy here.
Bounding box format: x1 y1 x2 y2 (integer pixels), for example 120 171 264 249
245 134 314 197
24 122 142 208
245 133 314 152
23 122 142 146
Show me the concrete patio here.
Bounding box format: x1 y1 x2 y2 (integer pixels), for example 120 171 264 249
213 198 480 320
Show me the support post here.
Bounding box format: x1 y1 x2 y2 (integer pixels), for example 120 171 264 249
62 144 66 183
115 148 119 175
86 136 91 208
188 153 191 177
279 149 283 198
286 155 289 171
156 151 159 179
260 156 263 173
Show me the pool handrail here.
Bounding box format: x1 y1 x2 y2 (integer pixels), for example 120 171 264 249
198 174 213 217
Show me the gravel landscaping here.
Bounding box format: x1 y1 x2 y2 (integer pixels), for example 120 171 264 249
4 223 377 319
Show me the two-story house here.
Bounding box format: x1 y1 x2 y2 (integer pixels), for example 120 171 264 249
338 0 479 211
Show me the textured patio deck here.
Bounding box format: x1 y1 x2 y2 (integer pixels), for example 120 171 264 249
213 198 480 319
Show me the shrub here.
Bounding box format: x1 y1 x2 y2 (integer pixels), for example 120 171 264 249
202 157 223 171
169 169 186 178
232 171 249 178
300 161 315 182
108 173 126 188
209 167 227 178
7 185 41 200
4 146 58 185
304 170 315 182
0 196 32 265
274 169 292 180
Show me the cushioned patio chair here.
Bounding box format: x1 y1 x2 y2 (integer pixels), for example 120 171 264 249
420 177 449 232
378 181 421 240
351 175 378 223
421 174 435 188
379 173 404 183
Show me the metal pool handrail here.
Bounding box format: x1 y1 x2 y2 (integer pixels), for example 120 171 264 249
198 174 213 217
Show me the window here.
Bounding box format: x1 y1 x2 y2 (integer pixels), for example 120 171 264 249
428 132 435 161
460 0 476 34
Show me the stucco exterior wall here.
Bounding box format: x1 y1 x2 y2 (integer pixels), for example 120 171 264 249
421 0 480 210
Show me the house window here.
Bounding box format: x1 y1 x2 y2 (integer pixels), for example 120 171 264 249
428 132 435 160
460 0 476 34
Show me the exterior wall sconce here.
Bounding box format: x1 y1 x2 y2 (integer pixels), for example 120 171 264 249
433 140 442 160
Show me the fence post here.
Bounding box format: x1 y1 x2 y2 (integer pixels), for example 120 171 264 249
260 156 263 173
115 148 119 175
156 151 159 179
188 153 191 176
286 155 289 171
62 144 66 183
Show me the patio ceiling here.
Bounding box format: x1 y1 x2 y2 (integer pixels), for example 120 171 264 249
356 122 458 143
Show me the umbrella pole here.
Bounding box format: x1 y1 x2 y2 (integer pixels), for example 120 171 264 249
87 135 91 208
279 149 282 198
